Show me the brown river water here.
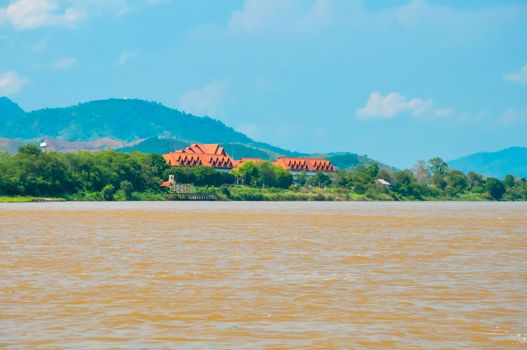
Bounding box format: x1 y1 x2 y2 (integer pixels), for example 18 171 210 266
1 202 526 349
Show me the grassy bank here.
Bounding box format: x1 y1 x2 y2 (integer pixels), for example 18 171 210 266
1 146 526 201
0 185 495 202
0 196 66 203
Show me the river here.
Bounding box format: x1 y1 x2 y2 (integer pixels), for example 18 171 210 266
1 202 526 349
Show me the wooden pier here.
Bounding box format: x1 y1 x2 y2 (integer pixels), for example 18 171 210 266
165 182 218 201
166 193 218 201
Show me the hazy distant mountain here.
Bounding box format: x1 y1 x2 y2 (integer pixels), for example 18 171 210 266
119 138 387 169
117 137 293 160
0 138 24 154
448 147 527 178
0 97 252 143
0 97 24 117
320 152 394 171
0 97 299 155
0 137 133 154
0 97 386 169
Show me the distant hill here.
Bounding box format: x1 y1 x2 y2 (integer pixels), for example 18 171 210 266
314 152 394 171
0 97 299 156
0 138 24 154
448 147 527 178
0 137 135 154
117 137 189 155
0 96 388 169
0 97 24 117
117 137 295 160
119 138 385 169
0 98 252 143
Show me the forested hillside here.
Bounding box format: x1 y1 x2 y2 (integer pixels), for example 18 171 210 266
0 97 383 169
449 147 527 178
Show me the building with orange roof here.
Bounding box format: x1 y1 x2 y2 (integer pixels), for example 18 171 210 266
180 143 228 156
273 157 335 183
162 143 336 182
163 143 235 171
273 157 335 173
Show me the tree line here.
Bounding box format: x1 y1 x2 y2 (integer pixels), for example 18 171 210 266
0 145 526 201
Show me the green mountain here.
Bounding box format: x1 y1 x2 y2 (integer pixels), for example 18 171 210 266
0 98 251 142
320 152 394 171
118 136 294 160
117 137 189 154
448 147 527 178
0 97 24 117
0 97 386 169
0 97 299 156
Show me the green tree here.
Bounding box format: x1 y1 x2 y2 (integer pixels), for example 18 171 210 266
503 174 515 188
428 157 449 190
378 169 393 183
233 161 292 189
486 178 505 200
120 180 134 200
101 184 115 201
296 171 308 186
428 157 449 176
366 164 379 179
18 144 41 157
467 172 484 190
445 170 467 196
309 172 332 187
414 160 431 184
166 166 234 187
390 169 434 200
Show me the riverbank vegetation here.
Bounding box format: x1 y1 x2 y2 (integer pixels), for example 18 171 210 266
0 145 526 201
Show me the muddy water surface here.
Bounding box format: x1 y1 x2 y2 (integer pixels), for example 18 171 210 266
1 202 526 349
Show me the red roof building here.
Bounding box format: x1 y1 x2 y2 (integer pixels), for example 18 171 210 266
179 143 228 156
163 144 235 170
273 157 335 173
163 143 335 174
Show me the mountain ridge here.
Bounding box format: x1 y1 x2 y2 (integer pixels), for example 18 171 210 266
0 97 380 169
448 147 527 178
0 97 297 155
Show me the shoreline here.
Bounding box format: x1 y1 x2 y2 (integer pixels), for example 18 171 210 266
0 197 66 203
0 196 519 203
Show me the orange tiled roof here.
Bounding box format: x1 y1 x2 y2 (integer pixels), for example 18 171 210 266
181 144 227 156
163 143 235 169
273 157 335 172
233 158 265 168
163 152 234 169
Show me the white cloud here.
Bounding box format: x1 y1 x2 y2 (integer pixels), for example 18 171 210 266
70 0 168 18
504 64 527 84
353 0 524 34
228 0 331 33
225 0 525 38
53 56 77 70
0 71 27 95
0 0 165 30
0 0 82 30
178 79 230 117
116 50 138 66
500 108 527 124
357 91 451 119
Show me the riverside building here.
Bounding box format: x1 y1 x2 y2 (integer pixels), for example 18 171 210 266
162 143 335 178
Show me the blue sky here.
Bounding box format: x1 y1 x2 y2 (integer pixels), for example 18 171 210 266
1 0 526 167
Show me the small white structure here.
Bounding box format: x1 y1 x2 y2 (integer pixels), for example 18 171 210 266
375 178 391 187
39 140 48 153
